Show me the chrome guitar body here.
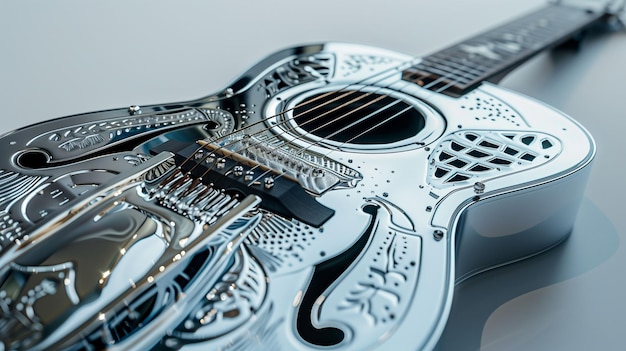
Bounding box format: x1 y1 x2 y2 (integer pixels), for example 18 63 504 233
0 4 603 350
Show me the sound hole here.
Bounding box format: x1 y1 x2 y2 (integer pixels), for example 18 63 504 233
293 91 425 145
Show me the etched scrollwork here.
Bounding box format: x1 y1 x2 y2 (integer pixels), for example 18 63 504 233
340 54 396 77
203 108 237 138
46 109 205 151
335 234 419 326
0 214 25 254
0 170 46 253
0 170 46 211
304 198 421 349
160 246 268 348
0 153 265 350
0 262 79 342
260 54 334 97
0 206 162 350
22 108 232 164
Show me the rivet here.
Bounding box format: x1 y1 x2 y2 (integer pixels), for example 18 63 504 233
433 230 444 241
312 168 324 177
473 181 485 194
233 165 244 177
128 105 142 115
194 150 204 160
244 170 255 181
205 153 216 163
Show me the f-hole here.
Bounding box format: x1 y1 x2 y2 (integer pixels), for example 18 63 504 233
15 149 51 169
296 204 379 346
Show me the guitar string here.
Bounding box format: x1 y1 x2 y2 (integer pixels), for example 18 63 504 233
231 93 398 187
191 41 488 174
238 48 488 190
180 68 403 173
261 66 466 184
161 81 383 185
175 5 613 211
166 26 513 193
190 59 467 192
156 88 359 188
167 53 470 197
161 7 551 190
266 4 612 182
222 7 587 179
230 73 465 191
186 11 525 169
164 64 410 188
160 86 386 189
192 69 418 186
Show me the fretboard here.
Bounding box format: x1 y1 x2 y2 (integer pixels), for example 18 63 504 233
402 4 607 96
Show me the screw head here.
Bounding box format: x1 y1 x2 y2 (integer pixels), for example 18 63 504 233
244 170 255 181
193 150 204 160
264 177 275 189
128 105 142 115
433 230 444 241
205 153 216 163
233 165 244 177
473 182 485 194
312 168 325 177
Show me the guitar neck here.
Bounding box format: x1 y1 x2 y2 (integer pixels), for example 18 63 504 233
402 4 608 96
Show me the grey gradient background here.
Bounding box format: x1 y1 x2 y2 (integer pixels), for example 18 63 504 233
1 1 625 350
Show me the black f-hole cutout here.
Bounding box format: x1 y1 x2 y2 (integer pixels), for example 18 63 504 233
296 204 379 346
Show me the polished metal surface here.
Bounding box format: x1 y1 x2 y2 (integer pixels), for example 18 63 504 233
0 4 603 350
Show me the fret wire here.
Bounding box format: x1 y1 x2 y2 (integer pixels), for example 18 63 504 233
415 61 469 76
405 4 605 95
414 63 474 84
403 69 462 88
429 52 491 73
422 62 481 80
426 54 488 74
416 60 479 79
